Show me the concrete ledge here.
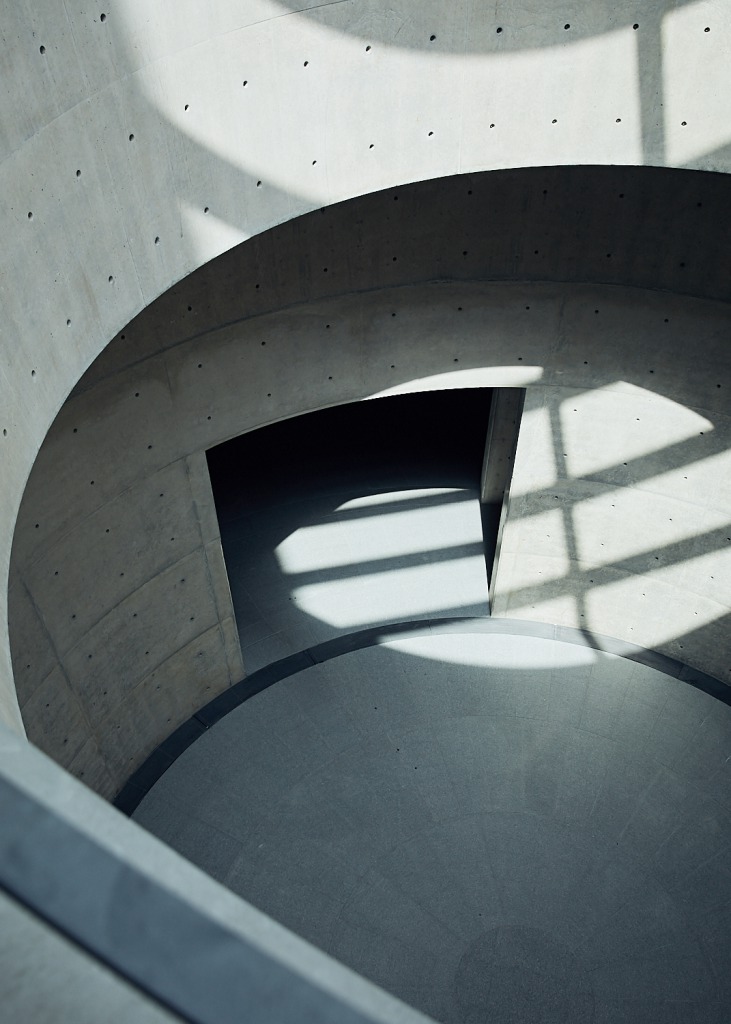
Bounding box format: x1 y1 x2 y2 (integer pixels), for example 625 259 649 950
115 616 731 815
0 722 433 1024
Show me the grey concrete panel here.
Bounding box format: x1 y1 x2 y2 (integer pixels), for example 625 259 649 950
21 665 92 764
10 435 242 789
7 572 59 704
0 891 181 1024
203 541 237 624
20 461 203 654
66 736 117 800
12 358 181 563
186 453 222 545
220 614 245 684
94 624 235 780
62 550 218 723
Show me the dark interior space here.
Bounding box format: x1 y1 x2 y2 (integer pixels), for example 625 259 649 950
207 389 494 670
207 388 492 511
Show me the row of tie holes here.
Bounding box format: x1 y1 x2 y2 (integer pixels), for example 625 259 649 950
34 308 713 441
18 175 711 376
31 17 713 209
11 290 707 398
25 93 703 224
36 20 715 53
25 184 708 255
14 36 721 428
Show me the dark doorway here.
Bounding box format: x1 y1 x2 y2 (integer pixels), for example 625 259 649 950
207 389 495 671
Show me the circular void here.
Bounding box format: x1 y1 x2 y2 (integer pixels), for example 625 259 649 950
135 631 731 1022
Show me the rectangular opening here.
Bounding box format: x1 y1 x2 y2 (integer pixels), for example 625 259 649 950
206 389 494 671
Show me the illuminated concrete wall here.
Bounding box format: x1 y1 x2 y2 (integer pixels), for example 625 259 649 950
2 3 731 784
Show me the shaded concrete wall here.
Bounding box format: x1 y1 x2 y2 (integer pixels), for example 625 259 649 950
11 269 731 794
9 449 242 796
4 2 728 770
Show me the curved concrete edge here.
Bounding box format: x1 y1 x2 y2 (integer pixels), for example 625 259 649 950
14 272 731 796
114 616 731 815
0 721 434 1024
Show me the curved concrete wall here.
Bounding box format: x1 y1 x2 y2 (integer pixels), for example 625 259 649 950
2 4 731 788
10 272 731 793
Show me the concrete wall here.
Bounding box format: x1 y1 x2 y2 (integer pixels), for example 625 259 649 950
496 379 731 671
1 1 730 1016
9 448 242 796
1 0 731 739
11 268 731 793
8 159 731 794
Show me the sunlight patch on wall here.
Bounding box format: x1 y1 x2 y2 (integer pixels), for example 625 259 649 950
275 491 482 575
559 384 712 481
179 201 249 268
368 366 541 400
290 555 488 628
385 631 599 671
585 569 726 649
508 401 558 495
663 0 731 167
275 486 488 629
573 492 730 568
499 509 572 584
335 488 473 512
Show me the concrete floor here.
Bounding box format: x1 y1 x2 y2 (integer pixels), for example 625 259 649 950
135 630 731 1023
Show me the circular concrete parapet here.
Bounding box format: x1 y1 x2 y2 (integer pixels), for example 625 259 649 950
8 165 731 794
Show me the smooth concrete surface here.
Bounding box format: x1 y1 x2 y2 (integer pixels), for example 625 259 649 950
0 718 433 1024
9 449 243 796
0 890 182 1024
135 630 731 1022
493 380 731 669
